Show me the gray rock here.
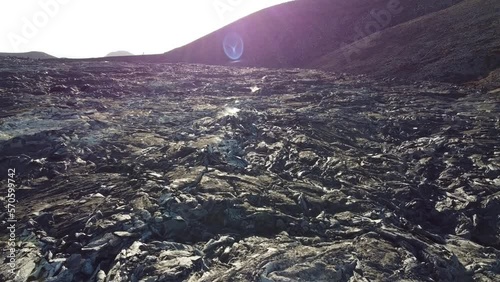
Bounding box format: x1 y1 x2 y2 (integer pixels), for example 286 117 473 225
46 267 73 282
96 270 106 282
81 259 94 276
2 56 499 282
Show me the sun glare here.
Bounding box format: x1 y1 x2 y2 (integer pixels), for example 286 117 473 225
0 0 292 58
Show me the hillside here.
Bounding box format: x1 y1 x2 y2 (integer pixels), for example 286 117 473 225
0 51 55 59
114 0 499 89
308 0 500 89
94 1 500 88
106 51 135 57
158 0 463 68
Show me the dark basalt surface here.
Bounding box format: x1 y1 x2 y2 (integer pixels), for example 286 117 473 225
0 57 499 281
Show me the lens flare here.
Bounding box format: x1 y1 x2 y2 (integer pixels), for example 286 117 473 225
223 32 244 61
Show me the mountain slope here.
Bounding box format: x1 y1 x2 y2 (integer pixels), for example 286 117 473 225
91 0 497 88
158 0 463 67
106 50 134 57
307 0 500 88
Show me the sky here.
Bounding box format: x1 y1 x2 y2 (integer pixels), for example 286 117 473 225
0 0 292 58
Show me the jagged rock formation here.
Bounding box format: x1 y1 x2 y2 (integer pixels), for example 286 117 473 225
0 57 499 281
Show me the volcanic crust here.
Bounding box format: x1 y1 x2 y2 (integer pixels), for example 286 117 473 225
0 57 499 281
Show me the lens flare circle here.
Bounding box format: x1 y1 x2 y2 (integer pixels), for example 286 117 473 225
223 32 244 61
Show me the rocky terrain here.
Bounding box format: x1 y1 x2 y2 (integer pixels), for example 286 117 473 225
0 57 499 281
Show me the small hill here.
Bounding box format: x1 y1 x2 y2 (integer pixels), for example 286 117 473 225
96 0 499 88
160 0 463 68
106 51 135 57
307 0 500 88
0 51 55 59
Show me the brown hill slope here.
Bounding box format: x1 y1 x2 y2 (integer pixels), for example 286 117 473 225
155 0 463 67
308 0 500 88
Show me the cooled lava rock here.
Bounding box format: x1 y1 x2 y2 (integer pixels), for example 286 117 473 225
0 57 499 281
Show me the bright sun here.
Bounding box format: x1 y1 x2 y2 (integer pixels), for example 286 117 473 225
0 0 292 58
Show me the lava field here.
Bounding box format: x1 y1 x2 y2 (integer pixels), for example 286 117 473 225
0 57 499 281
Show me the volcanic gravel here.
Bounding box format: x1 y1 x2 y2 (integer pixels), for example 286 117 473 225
0 57 499 281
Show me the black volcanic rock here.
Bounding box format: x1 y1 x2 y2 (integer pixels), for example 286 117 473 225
0 57 499 281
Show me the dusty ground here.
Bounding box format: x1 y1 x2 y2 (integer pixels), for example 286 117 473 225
0 57 499 281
